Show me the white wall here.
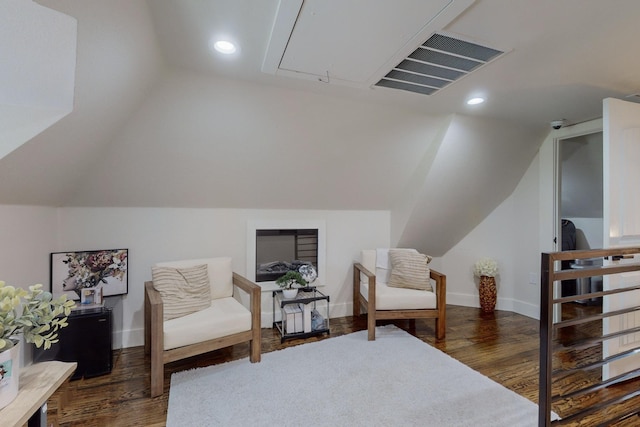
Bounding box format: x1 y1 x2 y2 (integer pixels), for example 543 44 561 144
568 218 603 250
0 204 388 350
560 132 603 219
439 118 604 319
0 205 57 287
1 119 606 349
559 130 604 250
396 114 543 257
0 205 58 367
439 153 541 318
55 207 390 348
66 70 444 212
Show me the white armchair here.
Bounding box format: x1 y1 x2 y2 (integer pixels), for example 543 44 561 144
353 249 446 341
144 257 261 397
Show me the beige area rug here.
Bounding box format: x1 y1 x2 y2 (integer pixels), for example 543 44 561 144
167 325 554 426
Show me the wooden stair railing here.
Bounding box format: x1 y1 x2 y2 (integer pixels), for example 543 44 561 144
539 247 640 426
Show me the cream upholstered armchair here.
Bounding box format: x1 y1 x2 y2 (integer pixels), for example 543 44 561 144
353 249 446 341
144 257 261 397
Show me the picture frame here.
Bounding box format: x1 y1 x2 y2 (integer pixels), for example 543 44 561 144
80 288 95 305
50 248 128 300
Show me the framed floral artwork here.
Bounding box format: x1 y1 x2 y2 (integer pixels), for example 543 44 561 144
50 249 128 300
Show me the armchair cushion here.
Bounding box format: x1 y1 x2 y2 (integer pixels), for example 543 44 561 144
360 280 437 310
151 264 211 321
388 249 433 291
163 296 252 351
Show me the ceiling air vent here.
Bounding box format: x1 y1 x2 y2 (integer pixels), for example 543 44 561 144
376 33 504 96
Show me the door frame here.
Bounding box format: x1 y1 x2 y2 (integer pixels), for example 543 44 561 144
552 122 603 321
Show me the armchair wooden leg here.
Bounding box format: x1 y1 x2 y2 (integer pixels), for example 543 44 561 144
150 353 163 398
408 319 416 331
367 312 376 341
353 268 361 316
249 328 261 363
435 317 446 340
144 291 150 357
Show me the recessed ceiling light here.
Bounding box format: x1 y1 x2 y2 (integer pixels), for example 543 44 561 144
467 97 485 105
213 40 236 54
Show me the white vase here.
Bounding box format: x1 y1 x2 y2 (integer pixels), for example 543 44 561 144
282 289 298 299
0 340 20 410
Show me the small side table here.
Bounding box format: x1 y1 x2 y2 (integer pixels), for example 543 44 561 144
0 360 76 427
273 287 330 343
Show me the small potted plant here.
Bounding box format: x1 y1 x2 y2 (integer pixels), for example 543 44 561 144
275 271 308 299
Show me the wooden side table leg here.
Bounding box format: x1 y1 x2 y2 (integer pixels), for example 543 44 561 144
58 378 71 414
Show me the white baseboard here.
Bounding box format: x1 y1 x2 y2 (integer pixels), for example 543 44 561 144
510 299 540 320
447 292 539 319
121 328 143 348
446 293 479 308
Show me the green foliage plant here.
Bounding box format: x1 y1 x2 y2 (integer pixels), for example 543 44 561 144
0 280 75 351
275 271 308 290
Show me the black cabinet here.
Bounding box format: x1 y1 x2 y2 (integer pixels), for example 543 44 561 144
33 307 113 380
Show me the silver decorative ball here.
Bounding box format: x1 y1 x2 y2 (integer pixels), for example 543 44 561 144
298 264 317 284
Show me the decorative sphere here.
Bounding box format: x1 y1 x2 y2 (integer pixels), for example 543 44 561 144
298 264 317 284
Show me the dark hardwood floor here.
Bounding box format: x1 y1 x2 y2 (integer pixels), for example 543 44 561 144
44 304 640 426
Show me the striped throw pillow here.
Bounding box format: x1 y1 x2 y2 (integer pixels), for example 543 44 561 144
151 264 211 321
388 249 433 291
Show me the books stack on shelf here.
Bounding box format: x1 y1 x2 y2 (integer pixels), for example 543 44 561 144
283 304 303 334
283 303 323 334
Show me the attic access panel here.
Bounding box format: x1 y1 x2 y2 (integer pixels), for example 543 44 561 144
263 0 476 87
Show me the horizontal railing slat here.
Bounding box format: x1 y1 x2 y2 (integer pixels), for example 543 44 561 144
540 247 640 426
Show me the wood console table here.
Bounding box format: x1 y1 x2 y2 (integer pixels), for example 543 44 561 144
0 360 76 427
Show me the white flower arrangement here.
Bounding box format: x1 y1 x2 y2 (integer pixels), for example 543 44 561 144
473 257 499 278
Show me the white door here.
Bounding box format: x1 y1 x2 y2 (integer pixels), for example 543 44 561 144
602 97 640 379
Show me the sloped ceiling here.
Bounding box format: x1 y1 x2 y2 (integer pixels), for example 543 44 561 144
0 0 76 159
0 0 164 205
145 0 640 127
2 0 640 255
63 71 450 210
393 115 542 255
